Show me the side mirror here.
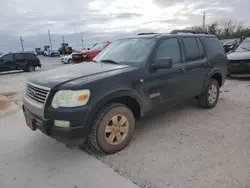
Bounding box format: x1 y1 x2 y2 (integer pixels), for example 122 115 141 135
151 57 173 70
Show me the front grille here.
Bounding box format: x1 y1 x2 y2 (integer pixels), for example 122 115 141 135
229 60 250 68
26 83 50 104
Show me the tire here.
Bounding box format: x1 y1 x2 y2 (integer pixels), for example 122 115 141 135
27 65 35 72
89 103 135 154
68 59 73 64
198 79 219 109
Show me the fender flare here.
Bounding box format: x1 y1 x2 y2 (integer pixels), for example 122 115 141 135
201 68 223 93
83 89 144 132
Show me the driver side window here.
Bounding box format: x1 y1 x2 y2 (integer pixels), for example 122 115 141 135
155 38 181 64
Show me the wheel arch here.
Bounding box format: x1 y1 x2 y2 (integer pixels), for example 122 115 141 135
202 69 224 93
84 89 144 133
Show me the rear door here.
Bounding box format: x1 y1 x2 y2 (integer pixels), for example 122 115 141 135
14 53 25 69
0 54 16 71
181 37 210 97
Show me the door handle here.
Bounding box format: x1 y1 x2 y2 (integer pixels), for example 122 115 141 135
177 68 185 73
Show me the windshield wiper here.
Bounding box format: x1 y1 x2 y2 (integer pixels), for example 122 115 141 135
100 59 120 64
240 47 250 51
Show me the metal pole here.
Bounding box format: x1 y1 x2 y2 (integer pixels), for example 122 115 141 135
48 30 52 50
20 36 24 51
62 36 65 43
202 12 206 30
81 36 84 49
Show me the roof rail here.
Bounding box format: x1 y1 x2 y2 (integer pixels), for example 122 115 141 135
170 30 209 34
137 32 158 35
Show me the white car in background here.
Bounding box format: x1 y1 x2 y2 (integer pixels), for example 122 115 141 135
60 53 74 64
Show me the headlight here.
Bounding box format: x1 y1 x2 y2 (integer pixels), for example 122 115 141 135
51 89 90 108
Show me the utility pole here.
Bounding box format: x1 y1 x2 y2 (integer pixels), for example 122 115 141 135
20 36 24 51
81 36 84 49
62 36 65 43
202 12 206 30
48 30 52 50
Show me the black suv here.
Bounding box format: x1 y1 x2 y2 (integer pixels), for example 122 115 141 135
22 31 228 154
0 52 41 72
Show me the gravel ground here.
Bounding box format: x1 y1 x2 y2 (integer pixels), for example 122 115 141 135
1 56 250 188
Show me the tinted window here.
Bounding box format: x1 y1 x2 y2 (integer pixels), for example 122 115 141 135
2 54 14 61
14 53 24 59
182 37 199 61
25 53 36 59
204 37 225 57
155 38 181 64
196 38 206 59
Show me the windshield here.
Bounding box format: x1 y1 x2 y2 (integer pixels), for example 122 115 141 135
93 38 156 66
91 42 106 51
235 40 250 52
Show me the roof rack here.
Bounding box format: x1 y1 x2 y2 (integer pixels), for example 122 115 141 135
137 32 159 35
170 30 209 34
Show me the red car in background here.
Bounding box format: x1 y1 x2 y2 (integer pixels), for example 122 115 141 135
72 41 111 64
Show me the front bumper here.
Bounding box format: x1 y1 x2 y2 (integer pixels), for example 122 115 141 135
22 105 91 140
228 61 250 74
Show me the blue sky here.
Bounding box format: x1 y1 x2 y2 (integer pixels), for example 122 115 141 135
0 0 250 52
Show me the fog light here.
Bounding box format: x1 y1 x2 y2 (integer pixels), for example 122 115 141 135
54 120 70 128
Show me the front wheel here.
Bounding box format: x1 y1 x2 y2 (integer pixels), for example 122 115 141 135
68 59 73 64
198 79 219 109
89 103 135 154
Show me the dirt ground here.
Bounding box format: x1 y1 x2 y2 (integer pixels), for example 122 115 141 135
1 57 250 188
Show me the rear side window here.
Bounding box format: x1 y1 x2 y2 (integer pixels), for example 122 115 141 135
204 37 225 57
14 53 24 59
196 38 206 59
25 53 37 59
182 37 200 62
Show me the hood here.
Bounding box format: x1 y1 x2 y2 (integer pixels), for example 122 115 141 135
227 51 250 60
61 54 71 58
27 63 137 89
77 49 99 54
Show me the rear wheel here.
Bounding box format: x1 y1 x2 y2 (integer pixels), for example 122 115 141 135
27 65 35 72
198 79 219 109
89 103 135 154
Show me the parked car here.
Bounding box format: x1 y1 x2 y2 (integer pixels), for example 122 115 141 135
61 53 74 64
44 50 60 57
227 37 250 76
72 41 111 64
22 31 227 154
0 52 41 72
221 39 240 53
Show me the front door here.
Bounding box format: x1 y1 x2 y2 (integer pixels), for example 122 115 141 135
0 54 16 71
142 37 189 109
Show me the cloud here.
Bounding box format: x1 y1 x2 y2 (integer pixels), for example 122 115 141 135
0 0 249 52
